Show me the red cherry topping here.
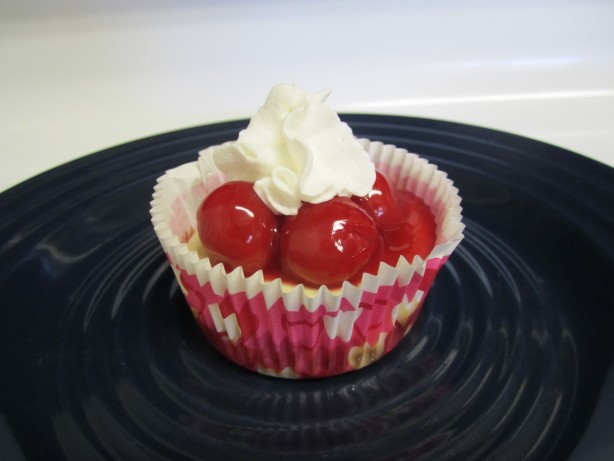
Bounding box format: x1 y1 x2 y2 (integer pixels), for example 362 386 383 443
194 172 437 287
279 197 381 287
197 181 280 275
381 190 437 266
352 170 405 230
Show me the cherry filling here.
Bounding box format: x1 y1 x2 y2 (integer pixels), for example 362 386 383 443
196 181 280 276
196 171 436 288
279 197 382 287
351 170 406 230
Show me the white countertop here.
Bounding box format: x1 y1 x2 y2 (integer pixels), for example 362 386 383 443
1 0 613 193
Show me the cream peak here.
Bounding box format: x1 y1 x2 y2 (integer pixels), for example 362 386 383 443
198 83 376 215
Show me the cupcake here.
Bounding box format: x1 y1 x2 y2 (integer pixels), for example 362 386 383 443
150 84 464 379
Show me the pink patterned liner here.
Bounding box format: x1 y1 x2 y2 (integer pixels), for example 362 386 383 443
150 139 464 378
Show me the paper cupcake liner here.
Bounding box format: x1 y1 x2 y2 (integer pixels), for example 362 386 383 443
150 139 465 379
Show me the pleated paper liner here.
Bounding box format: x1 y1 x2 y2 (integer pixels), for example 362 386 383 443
150 139 465 378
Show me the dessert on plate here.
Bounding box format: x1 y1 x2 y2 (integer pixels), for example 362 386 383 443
150 84 464 378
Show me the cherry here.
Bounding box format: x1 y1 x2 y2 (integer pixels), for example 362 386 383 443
381 190 436 265
197 181 280 276
279 197 381 287
352 170 405 230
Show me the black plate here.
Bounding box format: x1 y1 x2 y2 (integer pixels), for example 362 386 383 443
1 115 613 461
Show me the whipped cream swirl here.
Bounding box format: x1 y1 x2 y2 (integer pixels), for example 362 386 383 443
198 84 376 215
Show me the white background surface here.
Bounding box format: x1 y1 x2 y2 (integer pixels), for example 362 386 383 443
1 0 613 193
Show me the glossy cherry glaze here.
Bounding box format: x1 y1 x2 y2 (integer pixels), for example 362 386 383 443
352 170 406 230
379 189 437 266
197 181 279 276
279 197 382 286
196 173 436 288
